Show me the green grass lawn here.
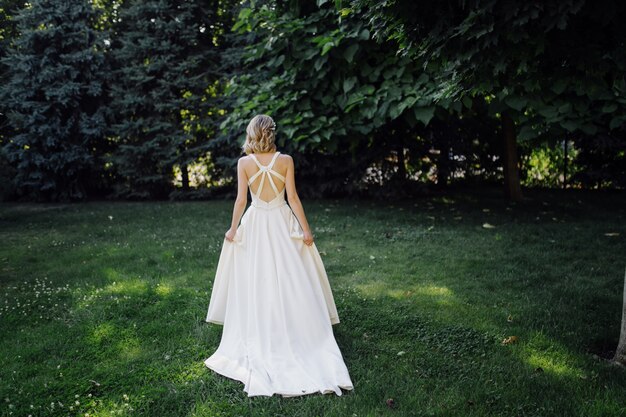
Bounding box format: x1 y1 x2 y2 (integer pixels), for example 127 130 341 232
1 187 625 417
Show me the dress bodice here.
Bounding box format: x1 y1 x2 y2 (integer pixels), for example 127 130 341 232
248 151 286 210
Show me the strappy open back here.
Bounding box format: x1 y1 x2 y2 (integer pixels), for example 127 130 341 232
248 151 286 205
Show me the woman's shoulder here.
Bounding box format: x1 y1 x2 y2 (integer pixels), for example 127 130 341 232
277 152 292 163
237 152 291 165
237 154 252 165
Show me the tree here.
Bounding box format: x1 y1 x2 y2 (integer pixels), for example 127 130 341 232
221 1 447 196
109 0 220 199
0 0 110 201
353 0 626 200
615 268 626 366
0 0 26 200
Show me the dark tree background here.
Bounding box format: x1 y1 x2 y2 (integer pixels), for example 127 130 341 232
109 0 219 199
0 0 624 201
0 0 110 201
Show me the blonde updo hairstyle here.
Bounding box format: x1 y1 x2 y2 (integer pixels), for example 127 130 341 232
242 114 277 155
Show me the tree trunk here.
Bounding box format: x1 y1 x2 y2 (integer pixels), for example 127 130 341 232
396 146 407 181
435 147 449 189
614 267 626 365
501 112 523 201
181 163 190 192
563 139 568 189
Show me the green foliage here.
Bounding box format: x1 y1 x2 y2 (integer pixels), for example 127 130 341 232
0 146 17 200
219 1 470 196
221 2 439 155
0 0 26 199
0 0 110 201
571 130 626 188
1 0 625 199
354 0 626 141
109 0 220 199
520 141 580 188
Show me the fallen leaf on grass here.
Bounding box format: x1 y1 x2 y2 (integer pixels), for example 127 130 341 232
501 335 518 345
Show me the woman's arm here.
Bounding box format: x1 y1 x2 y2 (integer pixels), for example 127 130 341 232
284 155 314 246
225 157 248 241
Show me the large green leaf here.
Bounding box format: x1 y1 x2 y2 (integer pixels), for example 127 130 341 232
413 106 436 125
560 119 579 132
504 96 527 111
602 103 618 113
609 116 625 130
343 43 359 63
321 41 334 55
343 76 357 93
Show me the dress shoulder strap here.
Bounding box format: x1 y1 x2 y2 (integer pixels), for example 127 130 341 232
249 153 264 170
267 151 280 169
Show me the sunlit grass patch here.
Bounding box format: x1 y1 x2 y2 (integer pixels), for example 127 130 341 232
355 281 455 306
522 331 586 379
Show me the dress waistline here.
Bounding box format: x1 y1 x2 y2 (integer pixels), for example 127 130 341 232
251 200 287 210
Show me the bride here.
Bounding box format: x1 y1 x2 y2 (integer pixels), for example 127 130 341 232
204 114 355 397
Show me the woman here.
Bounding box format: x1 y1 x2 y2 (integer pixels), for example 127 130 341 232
204 114 354 397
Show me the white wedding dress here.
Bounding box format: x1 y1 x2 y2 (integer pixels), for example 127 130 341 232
204 151 354 397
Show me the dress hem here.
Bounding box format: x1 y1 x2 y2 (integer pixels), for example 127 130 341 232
204 354 354 398
205 318 341 326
